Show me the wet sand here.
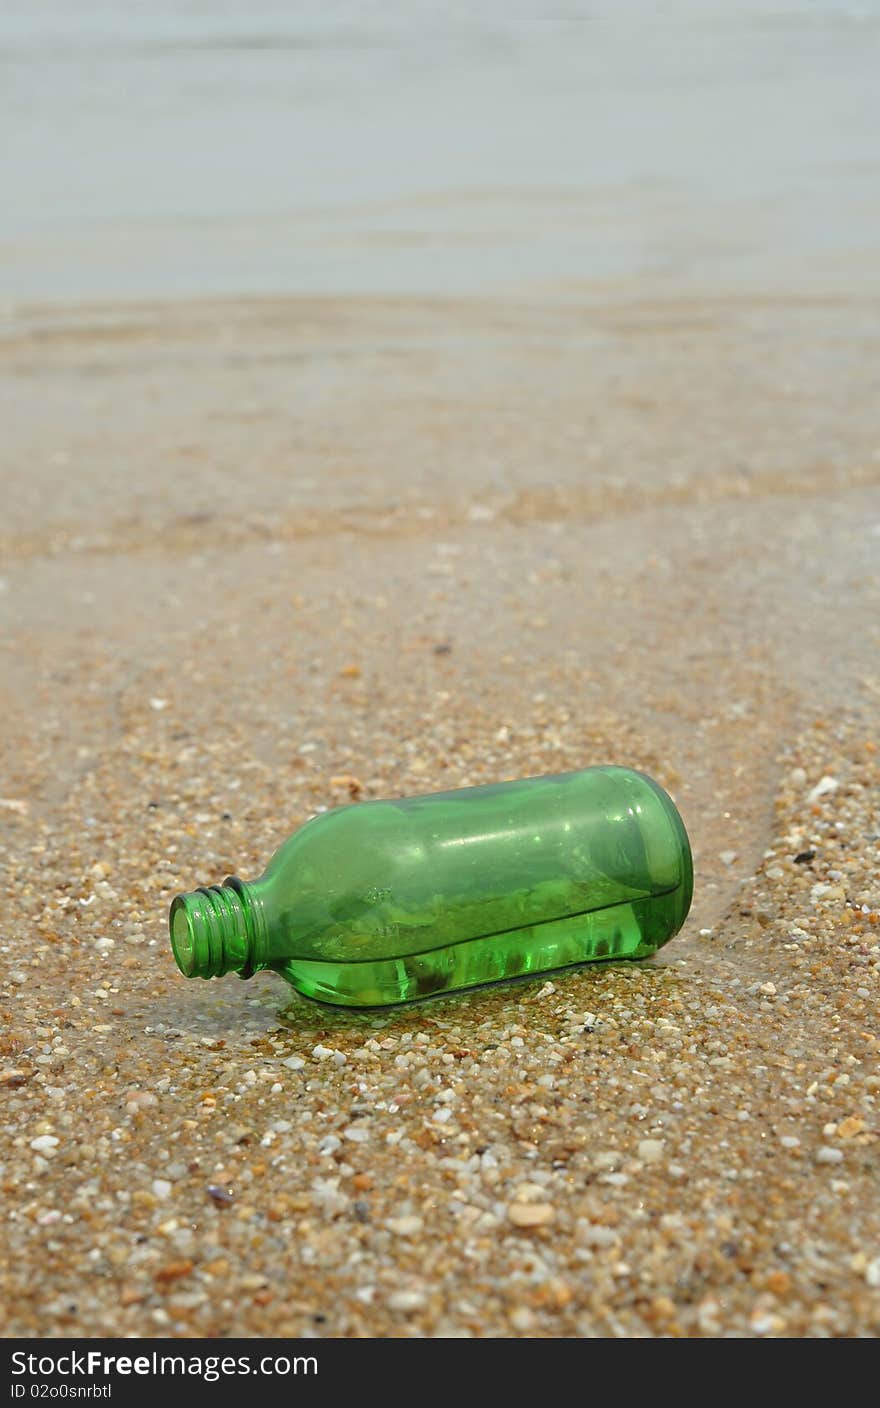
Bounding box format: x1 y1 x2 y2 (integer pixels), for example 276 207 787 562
1 288 878 1337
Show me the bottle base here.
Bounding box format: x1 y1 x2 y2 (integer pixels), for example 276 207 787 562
274 891 680 1007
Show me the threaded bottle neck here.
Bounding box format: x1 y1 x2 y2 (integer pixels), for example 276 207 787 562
169 878 266 980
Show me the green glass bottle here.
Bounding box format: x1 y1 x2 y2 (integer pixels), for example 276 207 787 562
169 766 692 1007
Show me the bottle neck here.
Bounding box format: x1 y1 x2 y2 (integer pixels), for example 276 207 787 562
170 878 267 979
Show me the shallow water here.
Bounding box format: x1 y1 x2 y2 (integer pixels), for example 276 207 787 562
2 0 880 299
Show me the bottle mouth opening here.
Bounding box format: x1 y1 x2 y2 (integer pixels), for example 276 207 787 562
170 898 196 976
168 882 265 980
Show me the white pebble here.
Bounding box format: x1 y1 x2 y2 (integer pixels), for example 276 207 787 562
512 1183 544 1200
637 1138 664 1163
282 1055 305 1071
865 1258 880 1288
507 1202 555 1227
815 1146 844 1165
578 1222 618 1247
509 1306 535 1331
811 882 843 902
697 1298 721 1333
386 1215 423 1236
312 1044 335 1060
387 1290 426 1312
152 1179 172 1200
342 1124 370 1142
30 1136 59 1155
807 775 838 803
719 850 737 866
751 1313 776 1335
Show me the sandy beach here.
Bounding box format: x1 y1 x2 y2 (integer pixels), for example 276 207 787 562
1 287 878 1337
2 0 879 1341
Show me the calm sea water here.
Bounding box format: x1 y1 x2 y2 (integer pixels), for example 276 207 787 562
1 0 879 299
